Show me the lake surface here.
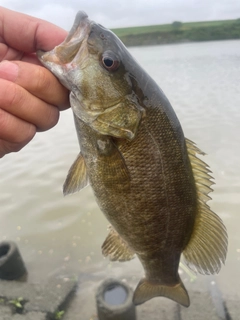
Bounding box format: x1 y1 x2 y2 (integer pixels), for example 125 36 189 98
1 40 240 301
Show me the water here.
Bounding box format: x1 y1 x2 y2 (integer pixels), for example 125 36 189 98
0 40 240 300
104 285 127 306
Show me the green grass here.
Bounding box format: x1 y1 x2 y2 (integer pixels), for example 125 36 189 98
111 19 237 37
112 24 173 37
111 19 240 46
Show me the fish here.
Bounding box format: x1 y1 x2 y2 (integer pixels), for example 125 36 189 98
37 11 228 307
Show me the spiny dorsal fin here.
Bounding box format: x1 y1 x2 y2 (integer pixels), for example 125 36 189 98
63 152 89 196
133 278 190 307
183 139 228 275
102 226 135 261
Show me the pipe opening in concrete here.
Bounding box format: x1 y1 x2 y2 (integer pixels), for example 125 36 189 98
0 244 10 258
103 284 127 306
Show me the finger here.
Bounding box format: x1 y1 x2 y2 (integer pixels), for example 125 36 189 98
0 7 67 53
0 108 36 157
0 79 60 131
0 42 43 65
22 53 45 65
0 60 70 110
0 42 24 61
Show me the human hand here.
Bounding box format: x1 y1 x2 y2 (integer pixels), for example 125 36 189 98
0 7 70 158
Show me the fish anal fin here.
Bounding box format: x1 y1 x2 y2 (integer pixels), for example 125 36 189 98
133 278 190 307
184 138 228 275
63 152 89 196
102 226 135 261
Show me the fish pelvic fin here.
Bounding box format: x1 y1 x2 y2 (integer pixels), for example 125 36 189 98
63 152 89 196
102 225 135 261
133 278 190 307
183 138 228 275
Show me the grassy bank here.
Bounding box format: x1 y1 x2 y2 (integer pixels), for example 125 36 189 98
112 19 240 46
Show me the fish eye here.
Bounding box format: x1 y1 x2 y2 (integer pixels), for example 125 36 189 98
102 51 120 71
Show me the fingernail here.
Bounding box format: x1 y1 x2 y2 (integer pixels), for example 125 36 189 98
0 60 19 82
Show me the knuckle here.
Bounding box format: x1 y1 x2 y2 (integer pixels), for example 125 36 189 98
5 82 26 108
12 124 36 147
0 108 36 148
42 106 59 131
9 142 26 153
36 66 53 92
0 137 30 156
19 125 36 145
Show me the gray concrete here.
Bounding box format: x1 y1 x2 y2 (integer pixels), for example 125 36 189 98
0 276 77 320
63 278 179 320
0 305 12 319
12 312 47 320
0 305 47 320
179 291 220 320
63 276 239 320
224 299 240 320
0 275 239 319
137 298 179 320
24 278 76 314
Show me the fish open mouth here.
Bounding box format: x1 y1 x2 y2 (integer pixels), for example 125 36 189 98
37 11 91 66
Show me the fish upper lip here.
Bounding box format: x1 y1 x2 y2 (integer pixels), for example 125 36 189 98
64 11 90 44
65 11 89 42
38 11 92 66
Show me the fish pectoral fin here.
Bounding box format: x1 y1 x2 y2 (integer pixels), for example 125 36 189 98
63 152 89 196
102 226 135 261
183 138 228 275
91 99 144 141
133 278 190 307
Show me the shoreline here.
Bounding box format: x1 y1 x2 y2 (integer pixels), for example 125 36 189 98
112 19 240 47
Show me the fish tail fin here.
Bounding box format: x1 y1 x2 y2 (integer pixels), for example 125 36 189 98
133 278 190 307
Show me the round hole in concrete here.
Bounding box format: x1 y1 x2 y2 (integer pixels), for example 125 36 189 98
0 244 10 258
103 283 127 306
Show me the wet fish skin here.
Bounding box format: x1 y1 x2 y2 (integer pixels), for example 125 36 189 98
37 11 227 308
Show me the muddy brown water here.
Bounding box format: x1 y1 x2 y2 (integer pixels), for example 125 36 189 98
1 40 240 303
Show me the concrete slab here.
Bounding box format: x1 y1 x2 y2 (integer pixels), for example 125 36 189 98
0 305 47 320
224 299 240 320
1 273 239 320
24 277 77 314
0 276 77 319
63 278 179 320
137 298 179 320
63 280 99 320
12 312 48 320
179 291 220 320
0 304 12 319
0 281 30 301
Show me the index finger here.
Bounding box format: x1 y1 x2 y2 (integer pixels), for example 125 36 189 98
0 60 70 110
0 6 67 53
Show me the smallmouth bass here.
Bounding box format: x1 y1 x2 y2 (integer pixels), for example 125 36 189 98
38 11 228 307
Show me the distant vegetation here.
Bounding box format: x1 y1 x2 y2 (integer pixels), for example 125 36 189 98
111 19 240 46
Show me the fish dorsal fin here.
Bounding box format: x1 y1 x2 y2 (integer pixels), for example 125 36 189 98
102 226 135 261
63 152 89 196
183 138 228 275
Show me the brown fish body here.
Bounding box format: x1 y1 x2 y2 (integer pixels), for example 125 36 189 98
75 81 196 282
38 11 227 307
